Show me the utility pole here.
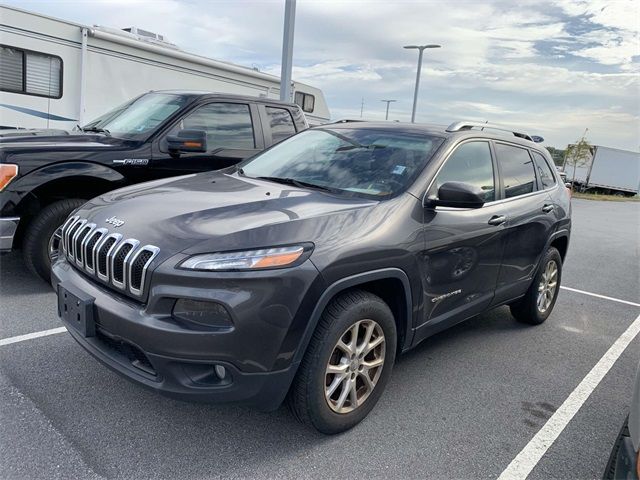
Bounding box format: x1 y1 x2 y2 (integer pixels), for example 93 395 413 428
279 0 296 102
360 98 364 118
381 99 396 120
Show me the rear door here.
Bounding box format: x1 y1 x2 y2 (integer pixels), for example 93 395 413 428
416 140 507 339
491 141 556 305
259 105 299 146
151 101 264 176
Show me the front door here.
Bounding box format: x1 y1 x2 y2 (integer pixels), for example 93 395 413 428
150 102 262 178
415 140 507 340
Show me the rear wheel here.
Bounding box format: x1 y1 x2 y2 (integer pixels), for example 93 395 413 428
22 198 85 283
510 246 562 325
288 290 397 434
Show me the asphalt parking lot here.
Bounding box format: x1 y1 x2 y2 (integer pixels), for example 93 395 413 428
1 198 639 479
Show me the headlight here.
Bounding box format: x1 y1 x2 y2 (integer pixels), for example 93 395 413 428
179 244 312 271
0 164 18 191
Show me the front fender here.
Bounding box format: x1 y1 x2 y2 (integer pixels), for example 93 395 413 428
10 161 125 193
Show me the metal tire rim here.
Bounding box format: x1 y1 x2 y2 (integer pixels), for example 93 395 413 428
324 319 386 414
48 227 63 261
537 259 558 313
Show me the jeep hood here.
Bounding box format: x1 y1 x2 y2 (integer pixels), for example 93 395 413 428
78 171 378 257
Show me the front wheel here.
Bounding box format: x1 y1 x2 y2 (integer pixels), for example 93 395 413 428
288 290 397 434
22 198 86 283
510 246 562 325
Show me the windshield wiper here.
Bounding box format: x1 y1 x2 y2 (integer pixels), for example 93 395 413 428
83 127 111 136
256 176 335 193
335 144 386 152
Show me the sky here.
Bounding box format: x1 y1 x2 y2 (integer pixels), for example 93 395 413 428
6 0 640 150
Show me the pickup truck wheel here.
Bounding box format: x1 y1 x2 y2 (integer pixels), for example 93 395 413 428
288 290 396 434
22 199 85 283
510 246 562 325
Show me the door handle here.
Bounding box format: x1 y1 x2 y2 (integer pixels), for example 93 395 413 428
488 215 507 226
542 204 554 213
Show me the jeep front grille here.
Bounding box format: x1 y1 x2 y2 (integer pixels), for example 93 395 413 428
61 216 159 298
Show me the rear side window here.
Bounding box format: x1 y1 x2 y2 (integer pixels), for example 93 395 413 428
430 141 495 202
532 151 557 189
266 107 296 144
0 45 62 98
170 102 255 149
495 143 537 198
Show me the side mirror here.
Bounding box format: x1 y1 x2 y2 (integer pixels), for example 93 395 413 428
426 181 485 209
167 129 207 154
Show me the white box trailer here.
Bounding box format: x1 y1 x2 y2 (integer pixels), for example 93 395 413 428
565 145 640 195
0 5 330 129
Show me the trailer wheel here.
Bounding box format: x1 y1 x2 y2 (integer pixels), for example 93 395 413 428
22 199 85 283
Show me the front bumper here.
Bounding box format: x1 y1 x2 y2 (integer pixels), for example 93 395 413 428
0 216 19 251
51 257 324 410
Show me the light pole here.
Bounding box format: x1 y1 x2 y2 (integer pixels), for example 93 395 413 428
381 99 396 120
404 44 441 123
279 0 296 102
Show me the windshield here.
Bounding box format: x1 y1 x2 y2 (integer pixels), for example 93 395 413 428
81 93 191 140
241 128 443 198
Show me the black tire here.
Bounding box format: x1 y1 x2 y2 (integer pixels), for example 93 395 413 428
22 198 85 283
510 246 562 325
288 289 397 434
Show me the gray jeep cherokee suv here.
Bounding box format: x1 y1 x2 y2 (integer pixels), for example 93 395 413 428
52 120 571 433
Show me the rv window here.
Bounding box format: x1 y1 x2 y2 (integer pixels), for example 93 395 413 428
266 107 296 143
294 92 315 113
0 46 23 92
170 103 255 149
0 45 62 99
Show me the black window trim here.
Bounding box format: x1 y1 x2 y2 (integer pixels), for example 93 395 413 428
0 43 64 100
423 138 499 208
158 100 260 153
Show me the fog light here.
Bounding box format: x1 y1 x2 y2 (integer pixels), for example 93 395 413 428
215 365 226 379
172 299 233 328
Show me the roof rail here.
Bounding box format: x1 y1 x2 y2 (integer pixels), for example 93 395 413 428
446 121 543 143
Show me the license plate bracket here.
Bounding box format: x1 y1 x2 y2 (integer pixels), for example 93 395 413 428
58 282 96 337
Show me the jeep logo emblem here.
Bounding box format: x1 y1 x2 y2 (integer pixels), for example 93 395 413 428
105 216 125 227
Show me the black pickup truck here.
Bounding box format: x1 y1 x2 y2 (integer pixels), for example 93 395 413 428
0 91 308 281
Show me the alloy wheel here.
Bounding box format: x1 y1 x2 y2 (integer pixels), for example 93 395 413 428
537 259 558 313
324 319 386 414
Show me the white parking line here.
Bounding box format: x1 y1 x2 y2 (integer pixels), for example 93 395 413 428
498 312 640 480
561 286 640 308
0 327 67 347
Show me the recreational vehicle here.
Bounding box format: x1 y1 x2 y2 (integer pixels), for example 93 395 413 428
0 5 330 129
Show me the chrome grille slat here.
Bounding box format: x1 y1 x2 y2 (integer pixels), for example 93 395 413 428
111 239 140 290
84 228 107 274
75 223 95 267
62 217 160 298
128 246 160 296
69 219 87 261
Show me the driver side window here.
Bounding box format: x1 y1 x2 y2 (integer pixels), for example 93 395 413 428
430 141 495 202
167 102 255 150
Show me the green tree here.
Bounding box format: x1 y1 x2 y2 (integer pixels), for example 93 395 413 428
564 130 593 190
545 147 566 166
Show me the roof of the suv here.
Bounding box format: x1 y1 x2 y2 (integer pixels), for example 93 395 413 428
147 90 301 107
321 120 544 149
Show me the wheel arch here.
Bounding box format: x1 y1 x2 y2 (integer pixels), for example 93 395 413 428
11 162 126 248
292 268 414 367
